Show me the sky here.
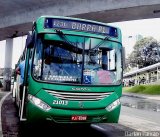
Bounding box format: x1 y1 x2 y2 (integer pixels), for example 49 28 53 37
1 18 160 68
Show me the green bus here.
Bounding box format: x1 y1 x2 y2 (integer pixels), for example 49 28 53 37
13 16 123 124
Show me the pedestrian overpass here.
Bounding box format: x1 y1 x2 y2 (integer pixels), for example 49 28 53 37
123 62 160 86
1 0 160 40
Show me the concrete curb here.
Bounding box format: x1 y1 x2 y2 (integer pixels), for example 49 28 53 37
0 92 11 137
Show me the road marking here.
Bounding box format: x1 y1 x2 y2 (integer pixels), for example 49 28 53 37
0 92 11 137
91 124 106 131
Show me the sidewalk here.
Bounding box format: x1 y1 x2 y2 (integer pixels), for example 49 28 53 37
122 92 160 101
0 92 19 137
0 89 8 96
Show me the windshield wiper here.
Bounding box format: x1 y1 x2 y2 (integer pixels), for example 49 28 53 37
88 36 110 58
91 35 110 50
55 29 76 47
55 29 84 54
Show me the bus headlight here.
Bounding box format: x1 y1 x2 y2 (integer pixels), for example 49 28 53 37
28 94 51 111
106 99 120 112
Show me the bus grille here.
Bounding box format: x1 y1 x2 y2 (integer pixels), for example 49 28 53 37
45 90 112 101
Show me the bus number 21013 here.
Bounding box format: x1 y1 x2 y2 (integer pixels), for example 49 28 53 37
53 100 68 105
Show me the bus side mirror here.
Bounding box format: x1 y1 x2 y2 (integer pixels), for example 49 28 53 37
26 31 34 48
122 47 125 69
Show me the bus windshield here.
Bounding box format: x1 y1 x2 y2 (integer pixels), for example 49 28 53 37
32 35 122 85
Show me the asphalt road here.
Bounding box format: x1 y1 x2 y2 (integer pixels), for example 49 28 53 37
119 106 160 131
1 92 160 137
121 95 160 112
120 96 160 132
1 93 134 137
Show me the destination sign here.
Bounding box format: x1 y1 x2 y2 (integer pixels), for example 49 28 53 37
44 18 118 37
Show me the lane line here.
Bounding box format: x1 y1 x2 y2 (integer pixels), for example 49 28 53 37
91 124 106 131
0 92 12 137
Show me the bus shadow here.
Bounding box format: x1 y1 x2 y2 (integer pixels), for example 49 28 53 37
19 122 106 137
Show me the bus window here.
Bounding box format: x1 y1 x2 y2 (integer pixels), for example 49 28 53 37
32 36 121 85
33 40 83 83
83 47 117 85
33 39 43 79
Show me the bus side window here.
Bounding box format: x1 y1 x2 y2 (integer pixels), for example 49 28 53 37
33 39 43 78
28 49 34 74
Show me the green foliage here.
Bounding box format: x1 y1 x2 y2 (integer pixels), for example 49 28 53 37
143 85 160 95
124 85 146 93
127 37 160 69
134 37 156 50
123 85 160 95
122 86 132 91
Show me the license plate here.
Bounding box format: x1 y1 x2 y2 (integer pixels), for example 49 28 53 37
71 115 87 121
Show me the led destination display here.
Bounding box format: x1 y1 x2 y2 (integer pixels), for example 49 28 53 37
45 18 118 37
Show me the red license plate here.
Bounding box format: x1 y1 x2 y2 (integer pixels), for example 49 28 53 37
71 115 87 121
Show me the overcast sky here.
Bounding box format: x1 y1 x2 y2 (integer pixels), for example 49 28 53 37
0 18 160 68
109 18 160 57
109 18 160 40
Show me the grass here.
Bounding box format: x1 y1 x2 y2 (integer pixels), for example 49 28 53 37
123 85 160 95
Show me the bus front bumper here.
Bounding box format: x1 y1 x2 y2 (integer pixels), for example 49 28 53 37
26 101 121 124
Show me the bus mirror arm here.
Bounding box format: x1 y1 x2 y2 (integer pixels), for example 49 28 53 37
55 29 63 35
122 47 125 70
26 31 34 48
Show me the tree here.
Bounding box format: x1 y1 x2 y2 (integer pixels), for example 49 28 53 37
127 37 160 69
